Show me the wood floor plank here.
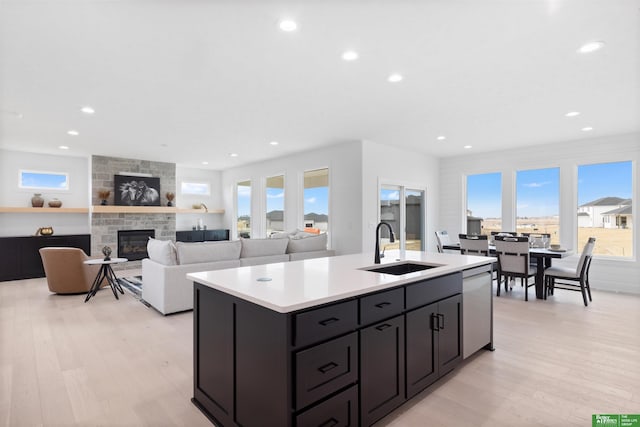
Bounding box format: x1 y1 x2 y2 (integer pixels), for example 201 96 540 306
1 274 639 426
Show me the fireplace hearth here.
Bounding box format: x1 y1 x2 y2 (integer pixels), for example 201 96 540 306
118 229 155 261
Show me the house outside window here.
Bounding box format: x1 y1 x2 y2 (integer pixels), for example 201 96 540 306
577 161 632 257
303 168 329 234
266 175 284 236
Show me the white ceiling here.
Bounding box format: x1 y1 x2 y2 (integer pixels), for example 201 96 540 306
1 0 638 170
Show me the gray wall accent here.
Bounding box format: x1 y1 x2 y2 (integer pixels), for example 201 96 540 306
91 155 176 270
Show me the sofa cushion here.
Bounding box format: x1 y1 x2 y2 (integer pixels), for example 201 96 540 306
147 238 178 265
287 233 328 253
175 240 241 265
240 238 289 258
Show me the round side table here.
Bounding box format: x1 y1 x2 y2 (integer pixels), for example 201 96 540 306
83 258 128 302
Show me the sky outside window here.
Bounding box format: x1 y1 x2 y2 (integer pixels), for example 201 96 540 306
516 168 559 218
467 173 501 218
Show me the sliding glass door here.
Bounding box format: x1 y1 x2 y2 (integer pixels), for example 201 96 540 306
380 185 425 251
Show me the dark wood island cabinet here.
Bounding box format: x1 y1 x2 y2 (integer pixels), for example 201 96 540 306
191 262 466 427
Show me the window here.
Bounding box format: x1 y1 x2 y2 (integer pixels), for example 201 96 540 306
266 175 285 236
578 161 632 257
466 172 501 237
516 167 560 243
380 185 425 251
303 168 329 233
19 170 69 190
180 181 210 196
237 180 251 238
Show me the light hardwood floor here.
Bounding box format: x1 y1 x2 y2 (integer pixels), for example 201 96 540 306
1 274 639 427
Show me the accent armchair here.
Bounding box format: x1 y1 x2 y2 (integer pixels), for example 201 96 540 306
39 247 104 294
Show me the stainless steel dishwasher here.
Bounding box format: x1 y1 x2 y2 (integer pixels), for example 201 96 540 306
462 264 494 358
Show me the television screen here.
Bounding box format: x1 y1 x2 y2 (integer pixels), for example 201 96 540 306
114 174 161 206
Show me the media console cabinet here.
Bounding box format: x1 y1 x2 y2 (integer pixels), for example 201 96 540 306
188 251 494 427
0 234 91 281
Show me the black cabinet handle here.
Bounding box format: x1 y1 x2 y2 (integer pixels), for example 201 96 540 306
438 313 445 330
318 317 339 326
319 418 339 427
431 314 439 331
375 302 391 308
375 323 391 331
318 362 338 374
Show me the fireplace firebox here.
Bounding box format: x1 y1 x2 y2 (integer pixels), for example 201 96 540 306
117 229 155 261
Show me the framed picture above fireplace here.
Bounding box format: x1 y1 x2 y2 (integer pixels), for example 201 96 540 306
114 174 161 206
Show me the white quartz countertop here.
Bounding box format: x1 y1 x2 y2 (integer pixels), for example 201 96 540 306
187 250 494 313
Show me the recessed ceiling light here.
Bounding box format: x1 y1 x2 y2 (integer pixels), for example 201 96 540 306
67 130 79 136
269 141 279 146
577 41 605 54
230 153 239 157
80 106 95 115
565 111 580 117
279 20 297 32
388 73 403 83
437 136 446 141
581 127 593 132
342 51 358 61
58 145 69 150
463 145 472 149
202 161 209 165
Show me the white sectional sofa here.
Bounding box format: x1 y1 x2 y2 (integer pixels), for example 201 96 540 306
142 233 334 314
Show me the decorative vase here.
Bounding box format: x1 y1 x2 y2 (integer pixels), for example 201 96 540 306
100 199 108 205
102 246 112 261
36 226 54 236
48 198 62 208
166 192 175 207
31 193 44 208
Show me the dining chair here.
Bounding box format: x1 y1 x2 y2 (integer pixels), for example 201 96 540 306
544 237 595 306
458 233 489 256
459 234 500 283
435 230 450 253
493 235 537 300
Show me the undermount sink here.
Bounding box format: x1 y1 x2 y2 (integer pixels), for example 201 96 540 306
362 262 443 276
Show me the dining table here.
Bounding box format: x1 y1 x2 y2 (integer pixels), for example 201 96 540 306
442 243 571 299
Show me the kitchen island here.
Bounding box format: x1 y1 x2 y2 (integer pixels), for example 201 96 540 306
188 251 494 427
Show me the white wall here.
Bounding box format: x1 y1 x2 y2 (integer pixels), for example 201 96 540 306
175 166 224 231
439 132 640 294
221 142 363 255
0 149 91 236
361 141 440 254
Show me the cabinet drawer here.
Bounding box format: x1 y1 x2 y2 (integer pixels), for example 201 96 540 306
295 332 358 409
359 287 404 326
294 300 358 348
405 272 462 310
295 385 358 427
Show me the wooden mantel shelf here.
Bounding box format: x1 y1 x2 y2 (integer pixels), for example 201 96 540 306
91 206 224 214
0 207 89 213
0 206 224 214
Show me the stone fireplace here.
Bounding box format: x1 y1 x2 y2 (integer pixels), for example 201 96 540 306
91 155 176 270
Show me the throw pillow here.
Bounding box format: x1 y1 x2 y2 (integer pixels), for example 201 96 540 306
147 238 178 265
175 240 242 265
287 233 327 253
240 238 289 258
